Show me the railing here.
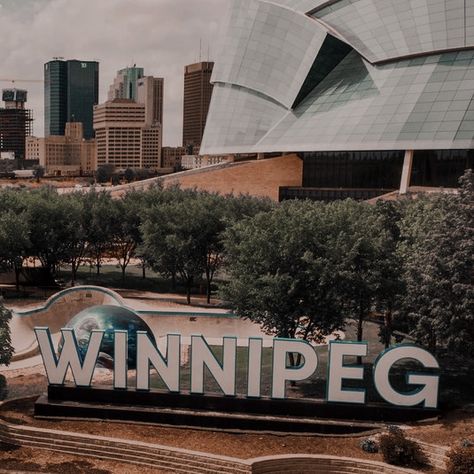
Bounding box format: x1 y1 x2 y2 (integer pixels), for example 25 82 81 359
279 187 394 202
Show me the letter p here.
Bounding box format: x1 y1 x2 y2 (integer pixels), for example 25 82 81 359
272 339 318 399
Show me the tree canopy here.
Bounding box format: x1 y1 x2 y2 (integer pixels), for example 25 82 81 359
397 171 474 355
222 201 347 344
0 172 472 362
0 299 14 366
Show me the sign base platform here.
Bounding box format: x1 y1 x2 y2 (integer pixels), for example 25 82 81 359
34 385 439 434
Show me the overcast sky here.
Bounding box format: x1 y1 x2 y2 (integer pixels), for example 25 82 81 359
0 0 227 146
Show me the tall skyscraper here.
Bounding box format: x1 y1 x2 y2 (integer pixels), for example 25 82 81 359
0 89 33 167
108 66 144 101
44 60 67 137
137 76 164 127
182 61 214 148
44 59 99 139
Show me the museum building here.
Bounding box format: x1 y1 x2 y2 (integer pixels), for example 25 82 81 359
200 0 474 200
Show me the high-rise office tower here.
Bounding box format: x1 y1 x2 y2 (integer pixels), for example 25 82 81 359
182 61 214 148
44 60 67 137
44 59 99 139
0 89 33 167
108 66 144 101
137 76 164 127
93 99 162 170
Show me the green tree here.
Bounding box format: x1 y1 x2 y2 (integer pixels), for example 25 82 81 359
398 171 474 356
206 193 274 304
373 201 405 348
139 188 271 303
221 201 346 354
26 188 73 276
326 200 394 354
141 189 209 304
223 193 274 221
124 168 135 183
96 164 114 184
0 188 30 214
0 211 31 291
84 192 115 275
60 193 88 285
0 299 14 366
109 191 144 282
134 168 154 181
188 193 224 304
32 165 45 183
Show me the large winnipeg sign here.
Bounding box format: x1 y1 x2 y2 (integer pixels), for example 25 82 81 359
35 327 440 409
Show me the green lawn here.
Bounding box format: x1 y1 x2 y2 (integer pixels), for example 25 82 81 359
57 264 170 292
56 263 222 297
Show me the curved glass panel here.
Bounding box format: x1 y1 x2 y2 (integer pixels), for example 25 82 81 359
467 3 474 45
268 0 327 13
200 83 288 153
203 0 474 155
312 0 471 63
255 50 474 152
212 0 327 108
293 34 352 107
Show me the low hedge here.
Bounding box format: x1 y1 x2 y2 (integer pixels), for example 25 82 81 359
379 426 428 469
446 443 474 474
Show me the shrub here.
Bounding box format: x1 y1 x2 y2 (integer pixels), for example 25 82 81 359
379 428 428 468
446 445 474 474
360 438 379 453
387 425 404 436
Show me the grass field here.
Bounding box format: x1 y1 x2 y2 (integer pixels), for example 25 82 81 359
58 263 174 292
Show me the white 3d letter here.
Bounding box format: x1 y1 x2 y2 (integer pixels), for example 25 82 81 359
327 342 367 404
136 332 181 392
272 339 318 399
35 327 103 387
114 330 128 389
247 338 263 398
374 345 439 408
191 336 237 396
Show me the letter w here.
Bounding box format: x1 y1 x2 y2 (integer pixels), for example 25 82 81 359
35 327 104 387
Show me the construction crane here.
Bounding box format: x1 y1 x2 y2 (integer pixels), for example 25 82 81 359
0 79 43 84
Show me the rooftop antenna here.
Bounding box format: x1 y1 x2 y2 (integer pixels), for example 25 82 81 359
199 38 202 63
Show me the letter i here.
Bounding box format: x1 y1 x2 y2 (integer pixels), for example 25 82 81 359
247 339 263 398
114 331 128 389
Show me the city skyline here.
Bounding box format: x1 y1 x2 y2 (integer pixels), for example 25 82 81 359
0 0 225 146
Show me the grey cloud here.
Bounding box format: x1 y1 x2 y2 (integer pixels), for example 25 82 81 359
0 0 228 145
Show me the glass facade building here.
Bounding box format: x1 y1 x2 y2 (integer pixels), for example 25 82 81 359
44 60 67 137
201 0 474 198
45 59 99 139
108 66 145 101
